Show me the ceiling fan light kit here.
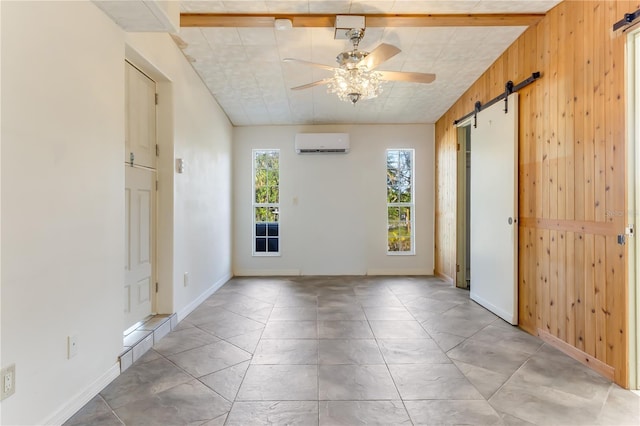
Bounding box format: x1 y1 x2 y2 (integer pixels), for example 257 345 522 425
284 15 436 105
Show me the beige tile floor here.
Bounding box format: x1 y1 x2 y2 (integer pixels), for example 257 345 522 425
65 276 640 425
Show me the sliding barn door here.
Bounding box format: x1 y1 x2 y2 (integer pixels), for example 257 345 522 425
470 93 519 324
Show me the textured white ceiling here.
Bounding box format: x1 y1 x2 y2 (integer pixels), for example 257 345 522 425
177 1 561 126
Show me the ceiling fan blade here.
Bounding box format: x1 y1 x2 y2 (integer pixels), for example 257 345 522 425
358 43 401 70
290 78 333 91
283 58 337 71
378 70 436 84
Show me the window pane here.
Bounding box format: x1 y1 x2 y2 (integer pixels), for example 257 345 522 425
266 207 279 222
268 186 279 203
255 207 268 222
267 238 279 252
387 150 399 168
267 223 279 236
255 238 267 252
256 223 267 236
255 185 268 203
267 170 279 186
388 207 400 222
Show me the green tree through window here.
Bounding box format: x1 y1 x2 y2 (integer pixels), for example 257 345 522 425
387 149 414 253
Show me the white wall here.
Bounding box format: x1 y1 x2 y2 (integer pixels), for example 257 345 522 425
0 2 233 424
233 124 435 276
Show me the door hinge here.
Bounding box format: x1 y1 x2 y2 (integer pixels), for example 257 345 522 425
155 93 159 105
155 144 159 157
456 264 460 272
155 282 158 293
155 181 158 191
457 143 460 151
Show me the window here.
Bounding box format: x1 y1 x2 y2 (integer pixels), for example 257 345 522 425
387 149 415 254
253 150 280 255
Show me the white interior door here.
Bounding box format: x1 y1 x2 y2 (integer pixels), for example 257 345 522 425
470 93 519 324
125 61 156 169
124 166 155 330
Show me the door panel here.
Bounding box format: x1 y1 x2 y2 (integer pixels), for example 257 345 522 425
470 93 519 324
125 61 156 169
124 166 155 330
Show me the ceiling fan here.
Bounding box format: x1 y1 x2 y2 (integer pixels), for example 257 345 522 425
283 28 436 105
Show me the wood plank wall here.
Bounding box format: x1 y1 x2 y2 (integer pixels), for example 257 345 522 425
434 0 636 387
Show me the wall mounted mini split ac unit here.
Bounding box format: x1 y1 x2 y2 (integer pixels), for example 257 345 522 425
294 133 350 154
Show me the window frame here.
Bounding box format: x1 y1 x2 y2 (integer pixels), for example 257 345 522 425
386 148 416 255
252 149 280 257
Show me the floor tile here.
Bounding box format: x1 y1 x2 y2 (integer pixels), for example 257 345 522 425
200 413 228 426
225 330 263 354
319 401 411 425
447 339 532 377
318 365 400 400
252 339 318 364
317 294 359 308
261 320 318 339
388 364 483 400
378 338 450 364
237 365 318 400
114 379 231 425
369 320 430 339
152 326 220 356
425 330 466 352
405 400 502 425
167 340 251 377
274 294 317 307
363 306 414 320
269 307 317 320
199 360 250 402
226 401 318 426
100 357 192 409
356 294 404 307
489 381 605 425
469 322 543 355
318 320 374 339
453 359 511 399
196 310 265 339
598 384 640 425
318 339 384 364
317 306 367 320
421 315 492 338
63 395 122 426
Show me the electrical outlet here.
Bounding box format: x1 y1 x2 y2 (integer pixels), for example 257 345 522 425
184 272 189 287
68 335 78 359
0 364 16 400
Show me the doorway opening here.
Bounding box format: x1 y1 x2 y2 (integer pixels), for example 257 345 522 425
124 60 158 333
626 28 640 390
456 124 471 290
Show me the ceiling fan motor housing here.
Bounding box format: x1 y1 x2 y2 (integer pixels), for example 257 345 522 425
336 50 368 69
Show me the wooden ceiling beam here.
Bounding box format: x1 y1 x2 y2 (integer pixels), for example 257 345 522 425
180 13 545 28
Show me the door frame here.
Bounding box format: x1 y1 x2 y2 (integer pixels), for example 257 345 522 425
125 44 175 318
456 121 472 289
625 28 640 390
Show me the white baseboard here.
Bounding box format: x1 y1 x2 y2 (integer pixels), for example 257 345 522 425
234 269 301 276
367 268 433 276
44 362 120 426
177 272 232 322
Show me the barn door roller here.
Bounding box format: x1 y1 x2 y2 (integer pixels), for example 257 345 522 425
454 72 540 126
